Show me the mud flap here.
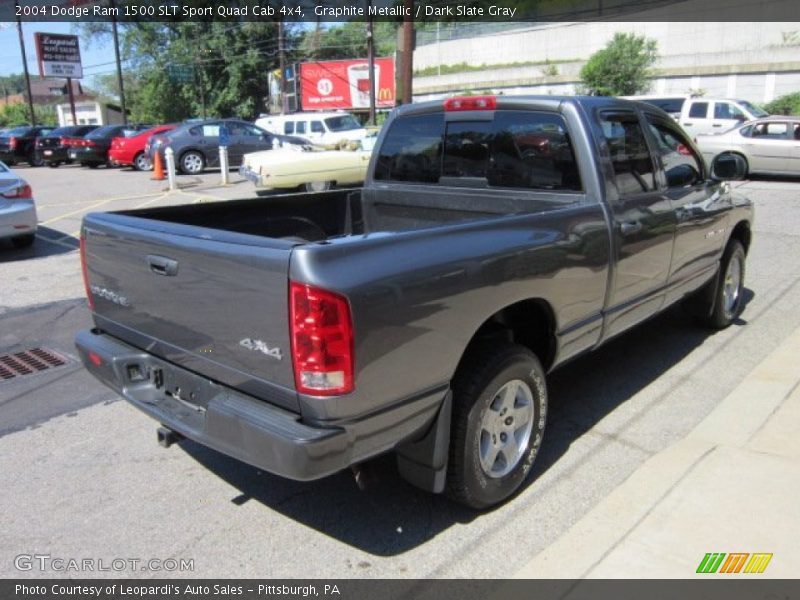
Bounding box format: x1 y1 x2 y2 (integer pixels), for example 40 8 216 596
395 390 452 494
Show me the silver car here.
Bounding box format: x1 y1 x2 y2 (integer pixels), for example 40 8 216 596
0 161 37 248
695 116 800 177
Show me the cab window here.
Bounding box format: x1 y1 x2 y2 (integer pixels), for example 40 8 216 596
283 122 294 135
688 102 708 119
714 102 746 121
295 121 307 134
311 121 324 133
599 112 655 195
644 116 704 188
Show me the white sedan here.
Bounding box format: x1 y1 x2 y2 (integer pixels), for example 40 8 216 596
0 161 36 248
239 138 376 192
695 116 800 177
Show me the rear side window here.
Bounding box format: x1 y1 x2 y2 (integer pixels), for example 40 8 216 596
374 113 444 184
295 121 307 134
374 110 581 191
688 102 708 118
599 112 655 195
283 122 294 135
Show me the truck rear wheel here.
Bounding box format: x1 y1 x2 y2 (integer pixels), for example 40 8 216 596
446 344 547 509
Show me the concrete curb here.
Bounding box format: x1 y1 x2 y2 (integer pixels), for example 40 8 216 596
514 327 800 578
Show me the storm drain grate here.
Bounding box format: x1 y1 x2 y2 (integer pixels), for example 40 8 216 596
0 348 68 381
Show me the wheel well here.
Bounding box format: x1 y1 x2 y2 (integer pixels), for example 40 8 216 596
458 299 557 374
730 220 751 254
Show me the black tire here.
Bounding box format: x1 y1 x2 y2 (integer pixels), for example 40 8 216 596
705 240 746 329
11 233 35 248
48 162 60 168
86 162 100 169
179 151 205 175
446 343 547 509
28 153 43 167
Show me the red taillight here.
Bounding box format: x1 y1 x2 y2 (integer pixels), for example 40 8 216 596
79 235 94 311
88 351 103 367
289 282 354 396
9 136 17 150
444 95 497 112
59 137 68 146
1 184 32 199
81 139 96 147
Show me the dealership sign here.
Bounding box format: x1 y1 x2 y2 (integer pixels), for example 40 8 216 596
35 33 83 79
300 57 395 111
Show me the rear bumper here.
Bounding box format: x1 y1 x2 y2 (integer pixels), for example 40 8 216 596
75 329 444 481
108 150 133 166
69 148 108 163
37 148 69 163
0 200 37 240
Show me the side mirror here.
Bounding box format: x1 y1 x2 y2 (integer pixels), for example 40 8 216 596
711 153 747 181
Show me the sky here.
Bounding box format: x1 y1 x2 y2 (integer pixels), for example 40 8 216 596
0 21 120 87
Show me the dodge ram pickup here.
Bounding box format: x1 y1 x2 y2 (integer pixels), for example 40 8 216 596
76 96 752 509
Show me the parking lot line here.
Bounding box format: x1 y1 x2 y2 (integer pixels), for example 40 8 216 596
39 192 165 226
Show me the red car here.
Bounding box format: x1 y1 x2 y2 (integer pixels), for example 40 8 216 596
108 124 176 171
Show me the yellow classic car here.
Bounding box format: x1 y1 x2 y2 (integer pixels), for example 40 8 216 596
239 137 376 192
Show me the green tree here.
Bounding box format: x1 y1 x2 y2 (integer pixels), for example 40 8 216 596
0 102 57 127
579 32 658 96
299 22 396 61
764 92 800 116
79 19 290 122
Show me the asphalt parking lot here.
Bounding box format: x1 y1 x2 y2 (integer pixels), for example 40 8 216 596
1 163 800 578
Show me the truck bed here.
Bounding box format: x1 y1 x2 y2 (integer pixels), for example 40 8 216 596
114 188 579 243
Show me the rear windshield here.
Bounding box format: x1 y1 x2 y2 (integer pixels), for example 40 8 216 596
86 126 122 139
6 126 33 136
374 110 582 191
324 115 362 132
49 126 83 136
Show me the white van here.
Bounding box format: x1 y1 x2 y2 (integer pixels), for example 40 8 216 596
255 112 368 146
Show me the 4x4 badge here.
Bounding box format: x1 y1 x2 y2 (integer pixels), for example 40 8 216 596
239 338 282 360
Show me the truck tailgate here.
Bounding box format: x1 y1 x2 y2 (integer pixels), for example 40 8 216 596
82 213 299 412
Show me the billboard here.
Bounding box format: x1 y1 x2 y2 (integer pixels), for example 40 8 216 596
34 33 83 79
300 57 395 111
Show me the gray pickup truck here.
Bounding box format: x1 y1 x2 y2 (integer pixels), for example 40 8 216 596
76 96 752 509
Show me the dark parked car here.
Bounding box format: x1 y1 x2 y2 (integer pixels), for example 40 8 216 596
68 124 150 168
147 119 308 175
0 125 57 166
35 125 100 167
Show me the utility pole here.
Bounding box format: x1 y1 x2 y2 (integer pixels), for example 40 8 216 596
401 0 414 105
110 0 127 124
278 21 286 115
14 1 36 126
366 1 376 125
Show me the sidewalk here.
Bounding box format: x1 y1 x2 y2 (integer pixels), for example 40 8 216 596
515 326 800 578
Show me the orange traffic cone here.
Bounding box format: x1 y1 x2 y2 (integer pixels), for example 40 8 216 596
151 151 165 181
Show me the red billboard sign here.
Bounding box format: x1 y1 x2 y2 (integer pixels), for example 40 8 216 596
300 57 395 111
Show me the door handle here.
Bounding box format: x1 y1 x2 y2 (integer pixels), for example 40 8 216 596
620 221 642 236
147 254 179 276
713 124 722 128
683 122 693 126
